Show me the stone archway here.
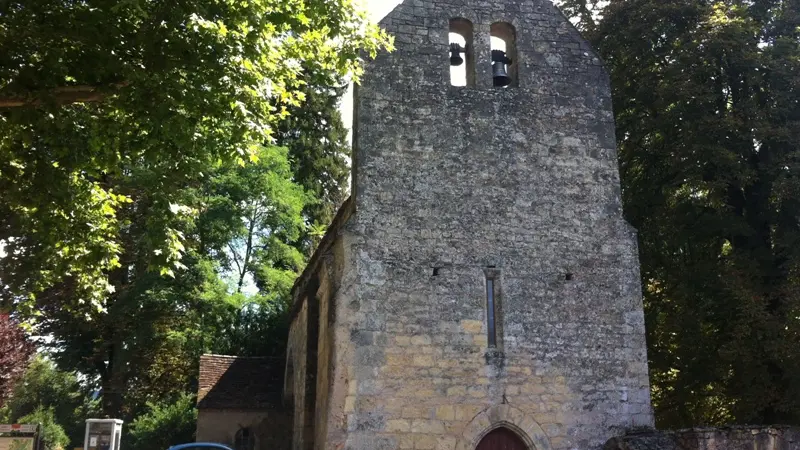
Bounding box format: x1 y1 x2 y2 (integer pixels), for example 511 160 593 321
456 405 553 450
476 427 527 450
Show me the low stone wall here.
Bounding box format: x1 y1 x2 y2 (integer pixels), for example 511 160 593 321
605 426 800 450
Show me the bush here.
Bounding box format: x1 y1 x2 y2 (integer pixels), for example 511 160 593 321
17 407 69 450
127 393 197 450
1 356 98 448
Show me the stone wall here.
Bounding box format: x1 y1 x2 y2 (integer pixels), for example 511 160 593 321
287 0 653 449
604 427 800 450
287 200 354 450
287 298 310 450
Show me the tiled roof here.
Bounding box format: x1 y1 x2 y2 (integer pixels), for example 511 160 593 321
197 354 284 410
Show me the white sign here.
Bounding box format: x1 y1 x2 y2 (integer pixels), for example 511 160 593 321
89 436 98 447
0 425 36 434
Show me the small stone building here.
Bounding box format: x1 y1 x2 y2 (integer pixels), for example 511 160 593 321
284 0 654 449
196 355 290 450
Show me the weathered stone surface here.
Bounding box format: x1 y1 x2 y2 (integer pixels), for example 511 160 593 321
284 0 653 449
604 427 800 450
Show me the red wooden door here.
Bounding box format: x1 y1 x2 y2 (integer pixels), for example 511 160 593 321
475 427 527 450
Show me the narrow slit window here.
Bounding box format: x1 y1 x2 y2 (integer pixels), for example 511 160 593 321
490 22 518 88
449 18 475 87
235 428 254 450
486 276 497 347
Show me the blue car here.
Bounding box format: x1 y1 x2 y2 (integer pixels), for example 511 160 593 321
168 444 234 450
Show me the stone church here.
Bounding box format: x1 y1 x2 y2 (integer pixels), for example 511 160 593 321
196 1 800 449
280 0 654 449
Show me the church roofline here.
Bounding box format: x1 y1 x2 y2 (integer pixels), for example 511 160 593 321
288 196 355 322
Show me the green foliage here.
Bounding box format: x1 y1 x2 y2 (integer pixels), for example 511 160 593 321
127 393 197 450
28 144 306 418
0 0 376 438
37 252 222 417
0 0 392 308
199 145 308 294
201 293 291 358
1 356 99 447
276 74 352 250
560 0 800 427
17 407 69 450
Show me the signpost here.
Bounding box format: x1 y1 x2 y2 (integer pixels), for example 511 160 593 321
0 426 36 434
0 424 39 450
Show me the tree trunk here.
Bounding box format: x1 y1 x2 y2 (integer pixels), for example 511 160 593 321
100 341 127 418
237 208 258 293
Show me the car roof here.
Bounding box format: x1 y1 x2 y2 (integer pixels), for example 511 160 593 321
168 443 234 450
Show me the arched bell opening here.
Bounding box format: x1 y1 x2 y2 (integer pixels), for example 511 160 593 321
449 18 475 87
476 427 528 450
490 22 518 88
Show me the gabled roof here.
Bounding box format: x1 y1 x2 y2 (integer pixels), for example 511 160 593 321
197 354 284 410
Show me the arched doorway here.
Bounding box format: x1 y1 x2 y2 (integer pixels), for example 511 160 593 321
476 427 528 450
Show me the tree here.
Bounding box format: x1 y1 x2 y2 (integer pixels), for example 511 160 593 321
0 0 392 308
200 293 291 358
127 393 197 450
17 407 69 450
1 0 390 430
199 146 308 294
0 314 33 407
576 0 800 426
32 143 306 418
0 356 98 447
37 253 222 418
276 74 352 251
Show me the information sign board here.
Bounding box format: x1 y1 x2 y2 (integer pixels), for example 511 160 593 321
0 436 34 450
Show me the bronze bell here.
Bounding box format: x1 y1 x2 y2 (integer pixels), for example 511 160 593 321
449 43 465 66
492 49 513 87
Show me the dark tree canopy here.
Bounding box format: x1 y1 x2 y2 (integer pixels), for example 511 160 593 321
559 0 800 426
276 74 352 248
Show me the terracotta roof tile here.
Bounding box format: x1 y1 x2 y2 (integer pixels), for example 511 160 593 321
197 354 284 410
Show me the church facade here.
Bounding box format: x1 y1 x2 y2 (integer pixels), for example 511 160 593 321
283 0 654 449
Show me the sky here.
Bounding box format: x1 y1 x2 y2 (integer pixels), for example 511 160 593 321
364 0 404 22
340 0 404 135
